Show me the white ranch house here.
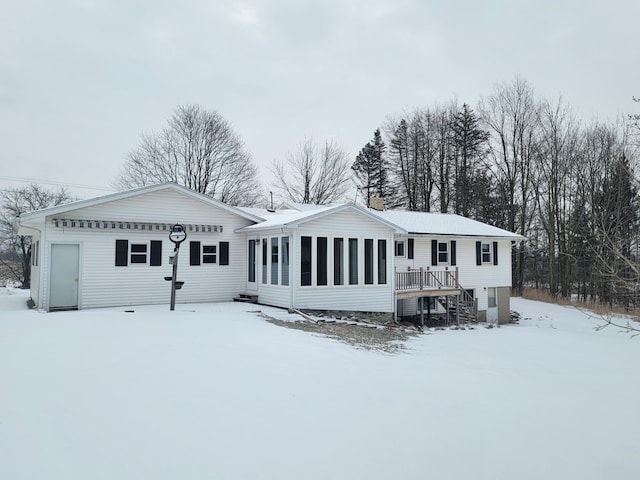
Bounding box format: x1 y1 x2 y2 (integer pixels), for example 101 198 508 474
18 183 522 324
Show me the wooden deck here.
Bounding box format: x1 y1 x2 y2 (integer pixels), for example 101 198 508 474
395 267 459 297
395 267 478 323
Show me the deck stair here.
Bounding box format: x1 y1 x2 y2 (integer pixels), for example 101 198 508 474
233 293 259 303
438 289 478 324
396 267 478 324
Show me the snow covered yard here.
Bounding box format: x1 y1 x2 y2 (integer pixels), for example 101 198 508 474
1 288 638 480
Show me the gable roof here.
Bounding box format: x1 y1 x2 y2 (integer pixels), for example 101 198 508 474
370 210 523 239
236 203 405 233
18 183 264 226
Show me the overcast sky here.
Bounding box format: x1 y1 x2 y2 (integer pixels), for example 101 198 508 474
1 0 638 199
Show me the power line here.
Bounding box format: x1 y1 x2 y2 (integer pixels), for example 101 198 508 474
0 175 116 193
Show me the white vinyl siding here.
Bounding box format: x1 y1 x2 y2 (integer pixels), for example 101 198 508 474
292 210 395 313
394 236 512 314
37 189 252 310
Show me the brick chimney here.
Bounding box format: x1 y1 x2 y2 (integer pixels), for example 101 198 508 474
369 197 385 211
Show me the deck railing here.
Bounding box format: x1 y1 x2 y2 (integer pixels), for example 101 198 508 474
395 266 479 323
395 267 458 292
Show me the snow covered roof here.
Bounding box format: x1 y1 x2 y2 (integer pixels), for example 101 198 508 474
18 183 264 226
236 204 403 233
238 203 521 238
369 210 523 239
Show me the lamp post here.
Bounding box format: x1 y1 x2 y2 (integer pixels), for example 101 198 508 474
168 224 187 311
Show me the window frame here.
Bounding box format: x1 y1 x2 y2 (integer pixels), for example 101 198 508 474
281 236 289 286
270 237 279 285
437 241 449 264
202 244 217 264
248 239 256 282
333 237 344 286
348 238 358 285
378 239 387 284
364 239 374 285
262 238 268 284
301 236 312 286
481 242 492 264
317 236 328 286
394 240 405 257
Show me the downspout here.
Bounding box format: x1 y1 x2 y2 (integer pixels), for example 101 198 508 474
16 219 45 310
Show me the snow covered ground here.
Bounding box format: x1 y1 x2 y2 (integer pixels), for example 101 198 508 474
1 288 638 480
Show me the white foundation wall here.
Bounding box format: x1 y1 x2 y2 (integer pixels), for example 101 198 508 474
39 190 253 310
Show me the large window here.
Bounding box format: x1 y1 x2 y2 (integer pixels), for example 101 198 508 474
219 242 229 266
270 237 279 285
262 239 267 284
317 237 328 286
348 238 358 285
301 236 312 286
248 239 256 282
334 238 344 285
364 239 374 285
378 239 387 284
281 237 289 286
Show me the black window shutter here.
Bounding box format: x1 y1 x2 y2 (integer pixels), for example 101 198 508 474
408 238 414 259
115 240 128 266
190 241 201 266
150 241 162 266
476 241 482 265
431 240 438 266
450 241 457 266
493 241 498 265
219 242 229 265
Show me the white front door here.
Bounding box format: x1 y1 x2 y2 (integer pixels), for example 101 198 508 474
49 243 79 310
487 287 498 323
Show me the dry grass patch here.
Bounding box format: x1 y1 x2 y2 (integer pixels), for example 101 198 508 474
521 288 640 320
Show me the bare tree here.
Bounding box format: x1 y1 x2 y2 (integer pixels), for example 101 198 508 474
114 105 263 206
479 76 541 294
0 185 73 287
272 138 352 205
535 97 581 298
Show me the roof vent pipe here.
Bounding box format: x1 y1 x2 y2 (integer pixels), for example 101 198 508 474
267 191 276 213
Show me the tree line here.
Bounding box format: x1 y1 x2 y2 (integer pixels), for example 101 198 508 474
2 79 639 313
352 77 639 310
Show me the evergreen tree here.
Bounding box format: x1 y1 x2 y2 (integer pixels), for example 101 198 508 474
352 129 390 206
450 103 489 217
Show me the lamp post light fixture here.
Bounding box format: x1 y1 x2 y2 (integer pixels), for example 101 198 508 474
168 224 187 311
